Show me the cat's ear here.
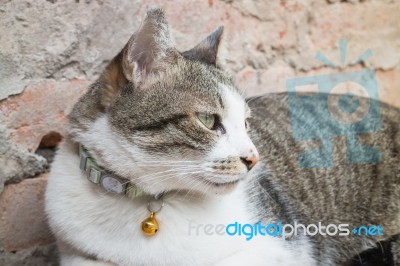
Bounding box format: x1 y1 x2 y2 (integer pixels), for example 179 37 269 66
124 8 175 82
99 8 174 107
182 26 225 68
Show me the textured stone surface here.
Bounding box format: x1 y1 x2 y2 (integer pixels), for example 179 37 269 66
0 243 58 266
0 174 54 252
0 0 399 263
0 0 142 99
0 123 47 193
0 80 87 190
0 79 88 152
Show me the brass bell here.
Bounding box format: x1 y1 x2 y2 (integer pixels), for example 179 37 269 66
141 212 159 236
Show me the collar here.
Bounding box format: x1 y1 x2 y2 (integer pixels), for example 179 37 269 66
79 144 145 198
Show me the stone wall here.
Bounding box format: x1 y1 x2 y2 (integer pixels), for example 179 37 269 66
0 0 399 264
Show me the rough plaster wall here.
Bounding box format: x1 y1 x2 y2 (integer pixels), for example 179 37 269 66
0 0 399 264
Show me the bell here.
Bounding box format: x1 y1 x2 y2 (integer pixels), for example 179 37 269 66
141 212 159 236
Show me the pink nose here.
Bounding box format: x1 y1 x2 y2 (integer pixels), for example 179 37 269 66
240 151 259 171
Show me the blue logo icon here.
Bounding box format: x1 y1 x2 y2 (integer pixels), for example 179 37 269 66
286 39 382 168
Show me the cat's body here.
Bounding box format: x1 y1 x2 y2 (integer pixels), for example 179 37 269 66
247 94 400 265
45 8 400 266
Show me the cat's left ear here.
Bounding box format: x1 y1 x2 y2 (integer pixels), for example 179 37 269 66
100 8 175 89
125 8 176 82
182 26 226 68
98 8 175 108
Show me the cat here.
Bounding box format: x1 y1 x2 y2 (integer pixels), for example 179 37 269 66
45 8 400 266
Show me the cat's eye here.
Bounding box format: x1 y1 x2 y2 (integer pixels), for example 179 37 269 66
197 113 216 130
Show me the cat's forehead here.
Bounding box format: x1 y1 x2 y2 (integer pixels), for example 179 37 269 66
146 58 237 109
121 55 246 118
181 62 247 115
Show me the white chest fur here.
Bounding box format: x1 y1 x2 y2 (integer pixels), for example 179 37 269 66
45 141 314 266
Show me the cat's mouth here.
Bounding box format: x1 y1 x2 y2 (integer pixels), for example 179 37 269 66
200 177 242 189
209 179 240 186
209 179 240 189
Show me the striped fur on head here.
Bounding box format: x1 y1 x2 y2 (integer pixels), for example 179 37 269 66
68 8 258 195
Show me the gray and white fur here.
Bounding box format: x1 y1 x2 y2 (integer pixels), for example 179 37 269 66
45 8 400 266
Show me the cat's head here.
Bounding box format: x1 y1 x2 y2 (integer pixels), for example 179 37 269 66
69 8 259 195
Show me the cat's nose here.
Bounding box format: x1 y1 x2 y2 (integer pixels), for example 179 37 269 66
240 150 259 171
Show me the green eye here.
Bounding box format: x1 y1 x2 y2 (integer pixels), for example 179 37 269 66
197 113 216 130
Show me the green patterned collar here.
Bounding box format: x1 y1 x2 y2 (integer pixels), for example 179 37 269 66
79 144 145 198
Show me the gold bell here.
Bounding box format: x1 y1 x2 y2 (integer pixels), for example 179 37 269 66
141 212 159 236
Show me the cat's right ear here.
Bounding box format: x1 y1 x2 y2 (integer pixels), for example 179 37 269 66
99 8 174 107
182 26 225 68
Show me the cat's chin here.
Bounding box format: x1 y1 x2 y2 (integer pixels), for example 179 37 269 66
198 177 242 194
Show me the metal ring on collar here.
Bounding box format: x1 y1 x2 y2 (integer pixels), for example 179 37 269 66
147 199 165 213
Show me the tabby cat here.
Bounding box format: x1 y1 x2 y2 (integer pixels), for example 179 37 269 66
45 8 400 266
